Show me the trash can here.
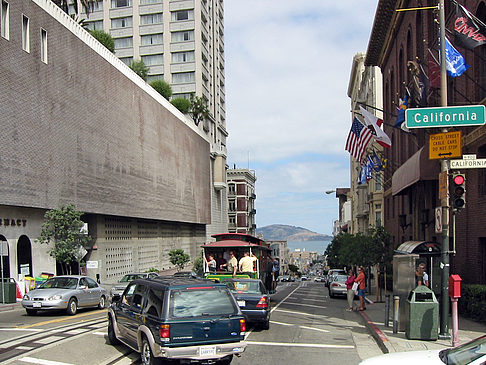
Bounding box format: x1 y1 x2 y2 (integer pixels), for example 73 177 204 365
0 278 17 304
406 285 439 340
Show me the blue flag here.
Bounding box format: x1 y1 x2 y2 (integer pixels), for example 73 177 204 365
445 36 470 77
394 94 408 127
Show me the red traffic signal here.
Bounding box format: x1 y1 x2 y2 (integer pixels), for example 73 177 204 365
451 173 466 210
453 174 465 185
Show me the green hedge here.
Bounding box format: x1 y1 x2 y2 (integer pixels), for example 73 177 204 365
458 284 486 322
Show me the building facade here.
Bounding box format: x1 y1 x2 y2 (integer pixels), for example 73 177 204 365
227 169 256 235
0 0 212 282
366 0 486 284
267 240 289 275
69 0 229 241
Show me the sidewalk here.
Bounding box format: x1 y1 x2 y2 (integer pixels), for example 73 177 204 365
357 295 486 354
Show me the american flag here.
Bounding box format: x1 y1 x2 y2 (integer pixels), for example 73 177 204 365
345 118 373 164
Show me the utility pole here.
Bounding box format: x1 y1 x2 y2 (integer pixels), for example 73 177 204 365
438 0 451 340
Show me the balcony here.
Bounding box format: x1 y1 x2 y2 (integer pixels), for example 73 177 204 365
249 209 256 215
249 193 256 200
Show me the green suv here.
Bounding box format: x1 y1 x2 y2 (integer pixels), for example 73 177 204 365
107 277 247 364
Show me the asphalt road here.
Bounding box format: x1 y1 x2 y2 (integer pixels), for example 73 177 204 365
0 281 382 365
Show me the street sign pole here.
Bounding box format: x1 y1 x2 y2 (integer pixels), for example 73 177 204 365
439 0 451 340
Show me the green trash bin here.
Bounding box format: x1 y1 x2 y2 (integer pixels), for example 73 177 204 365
406 285 439 340
1 278 17 304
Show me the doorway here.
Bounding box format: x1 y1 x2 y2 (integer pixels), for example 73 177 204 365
17 235 33 277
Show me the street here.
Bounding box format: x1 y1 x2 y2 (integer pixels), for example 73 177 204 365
0 282 382 365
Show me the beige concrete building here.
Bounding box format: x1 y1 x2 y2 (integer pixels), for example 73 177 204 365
346 52 384 234
69 0 229 240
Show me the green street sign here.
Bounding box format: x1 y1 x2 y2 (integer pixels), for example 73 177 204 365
406 105 485 128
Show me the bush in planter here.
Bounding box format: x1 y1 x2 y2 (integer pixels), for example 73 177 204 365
458 284 486 322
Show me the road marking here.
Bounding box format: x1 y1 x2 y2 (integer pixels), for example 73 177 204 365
34 336 65 344
19 357 74 365
274 308 328 318
270 321 330 333
0 328 42 332
246 341 354 349
93 331 106 336
17 311 106 329
282 302 326 309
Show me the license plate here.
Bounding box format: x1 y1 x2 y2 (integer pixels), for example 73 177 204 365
237 300 245 307
199 346 216 356
33 302 41 308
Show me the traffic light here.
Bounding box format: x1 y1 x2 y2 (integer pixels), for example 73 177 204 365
450 173 466 210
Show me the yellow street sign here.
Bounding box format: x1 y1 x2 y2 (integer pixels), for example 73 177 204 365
429 131 462 160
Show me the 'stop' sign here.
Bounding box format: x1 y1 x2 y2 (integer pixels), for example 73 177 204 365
406 105 485 128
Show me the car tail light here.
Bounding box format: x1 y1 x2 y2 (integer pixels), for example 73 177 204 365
240 319 246 333
256 296 268 308
160 324 170 339
331 283 339 287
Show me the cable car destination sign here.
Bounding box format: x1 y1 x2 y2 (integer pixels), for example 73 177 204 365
406 105 485 128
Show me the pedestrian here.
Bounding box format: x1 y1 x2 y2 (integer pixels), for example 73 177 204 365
204 254 217 273
220 251 238 276
416 262 429 287
238 251 257 276
271 257 280 293
355 266 366 311
345 269 356 311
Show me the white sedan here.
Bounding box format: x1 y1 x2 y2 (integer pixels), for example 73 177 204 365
360 335 486 365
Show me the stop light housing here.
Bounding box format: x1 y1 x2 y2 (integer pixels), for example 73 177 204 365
450 173 466 210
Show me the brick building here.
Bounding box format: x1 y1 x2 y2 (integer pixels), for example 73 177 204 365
366 0 486 284
0 0 211 282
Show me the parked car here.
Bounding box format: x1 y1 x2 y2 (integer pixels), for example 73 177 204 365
280 275 291 282
172 271 198 278
301 276 308 281
359 335 486 365
326 269 346 287
22 275 108 316
109 272 159 298
328 274 348 298
223 278 271 330
107 277 247 365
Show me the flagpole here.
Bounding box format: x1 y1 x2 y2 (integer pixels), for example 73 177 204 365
439 0 451 340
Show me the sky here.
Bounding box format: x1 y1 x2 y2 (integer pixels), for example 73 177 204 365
224 1 379 236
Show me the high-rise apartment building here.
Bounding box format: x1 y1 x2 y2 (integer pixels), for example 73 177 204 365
71 0 228 240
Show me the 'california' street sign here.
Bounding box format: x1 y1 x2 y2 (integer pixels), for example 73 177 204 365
450 158 486 169
406 105 485 128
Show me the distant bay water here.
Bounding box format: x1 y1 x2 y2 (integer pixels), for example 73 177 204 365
287 238 332 255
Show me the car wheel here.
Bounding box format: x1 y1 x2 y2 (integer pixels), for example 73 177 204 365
107 316 120 345
141 336 160 365
66 298 78 315
26 309 37 316
261 320 270 330
98 295 106 309
217 355 233 364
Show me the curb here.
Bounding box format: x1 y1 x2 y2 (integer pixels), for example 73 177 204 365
357 310 395 354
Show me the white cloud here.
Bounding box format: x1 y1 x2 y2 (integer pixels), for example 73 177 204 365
224 1 377 233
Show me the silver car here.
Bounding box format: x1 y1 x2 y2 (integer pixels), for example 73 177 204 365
328 274 349 298
109 272 158 298
22 275 108 316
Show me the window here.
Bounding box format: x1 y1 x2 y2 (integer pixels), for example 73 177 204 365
111 16 132 29
172 72 194 84
169 288 236 318
87 1 103 12
141 33 162 46
141 13 162 25
229 200 236 212
141 53 163 66
111 0 131 8
171 30 194 42
172 92 191 100
144 287 164 317
146 74 163 83
85 20 103 31
40 28 47 63
1 0 9 40
171 9 193 21
171 51 194 63
22 15 29 52
119 56 133 65
114 37 133 49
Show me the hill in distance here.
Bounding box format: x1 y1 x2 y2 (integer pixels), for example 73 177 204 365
256 224 330 241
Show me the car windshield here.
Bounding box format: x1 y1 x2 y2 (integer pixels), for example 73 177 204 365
38 277 78 289
440 335 486 365
225 281 262 294
169 288 237 318
120 274 145 282
333 275 348 283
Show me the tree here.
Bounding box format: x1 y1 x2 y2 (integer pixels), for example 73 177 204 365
288 264 300 276
171 97 192 114
88 29 115 53
190 94 209 126
169 249 190 271
38 204 91 275
150 79 172 100
129 60 149 81
193 253 204 276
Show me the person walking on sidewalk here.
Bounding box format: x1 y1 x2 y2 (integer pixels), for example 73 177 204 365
355 266 366 311
345 269 356 311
